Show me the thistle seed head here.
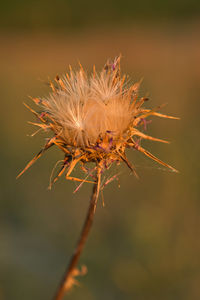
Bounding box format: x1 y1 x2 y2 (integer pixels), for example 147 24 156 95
18 56 178 187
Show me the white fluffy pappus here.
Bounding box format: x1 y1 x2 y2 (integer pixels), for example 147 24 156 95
44 65 134 148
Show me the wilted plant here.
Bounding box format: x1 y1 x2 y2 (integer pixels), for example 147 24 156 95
17 56 178 300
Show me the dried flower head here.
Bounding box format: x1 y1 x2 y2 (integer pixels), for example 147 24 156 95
17 56 178 188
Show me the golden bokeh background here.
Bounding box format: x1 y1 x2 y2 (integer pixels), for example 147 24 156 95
1 2 200 299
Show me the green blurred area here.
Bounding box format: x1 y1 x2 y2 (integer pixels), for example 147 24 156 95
1 0 200 30
1 2 200 300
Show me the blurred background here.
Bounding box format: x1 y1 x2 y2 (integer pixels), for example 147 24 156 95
1 1 200 299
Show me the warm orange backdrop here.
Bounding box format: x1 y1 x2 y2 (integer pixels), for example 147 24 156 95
1 5 200 300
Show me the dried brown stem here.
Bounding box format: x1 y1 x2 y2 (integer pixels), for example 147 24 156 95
52 167 101 300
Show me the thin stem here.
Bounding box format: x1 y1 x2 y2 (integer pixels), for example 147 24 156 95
53 167 101 300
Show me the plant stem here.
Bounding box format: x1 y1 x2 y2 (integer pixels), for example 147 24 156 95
53 168 101 300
